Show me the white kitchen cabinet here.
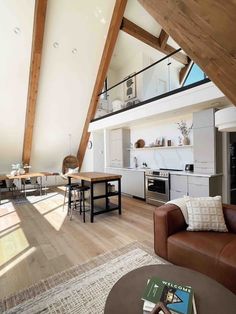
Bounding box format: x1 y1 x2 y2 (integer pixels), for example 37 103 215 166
188 175 209 197
106 167 145 198
170 174 188 199
109 128 130 168
193 127 215 174
193 108 221 174
170 174 222 200
170 174 188 194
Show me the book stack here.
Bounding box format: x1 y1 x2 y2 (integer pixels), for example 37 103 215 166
142 277 197 314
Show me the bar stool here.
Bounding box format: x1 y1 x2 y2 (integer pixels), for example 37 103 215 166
69 185 90 222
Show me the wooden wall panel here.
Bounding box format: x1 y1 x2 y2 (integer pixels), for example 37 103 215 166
77 0 128 167
22 0 48 165
138 0 236 104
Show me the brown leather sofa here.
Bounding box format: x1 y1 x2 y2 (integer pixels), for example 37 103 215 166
154 203 236 294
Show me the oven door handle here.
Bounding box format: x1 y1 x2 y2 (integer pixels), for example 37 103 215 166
146 176 168 182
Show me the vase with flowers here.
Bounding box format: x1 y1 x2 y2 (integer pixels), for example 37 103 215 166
177 120 192 145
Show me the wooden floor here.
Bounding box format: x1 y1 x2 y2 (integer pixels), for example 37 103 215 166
0 188 155 299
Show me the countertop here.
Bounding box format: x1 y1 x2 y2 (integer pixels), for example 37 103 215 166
168 170 222 178
106 167 222 177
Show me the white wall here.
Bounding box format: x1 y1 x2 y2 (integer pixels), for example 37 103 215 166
0 0 116 174
0 0 34 173
82 131 104 172
30 0 116 173
129 114 193 170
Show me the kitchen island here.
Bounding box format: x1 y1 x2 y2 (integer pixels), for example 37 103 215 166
67 172 122 222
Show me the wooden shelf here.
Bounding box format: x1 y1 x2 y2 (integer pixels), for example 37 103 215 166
128 145 193 151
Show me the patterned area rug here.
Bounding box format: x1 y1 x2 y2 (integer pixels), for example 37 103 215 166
0 242 168 314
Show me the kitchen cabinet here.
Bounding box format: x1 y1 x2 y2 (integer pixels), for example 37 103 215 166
170 174 222 200
109 128 130 168
106 167 145 199
193 108 221 174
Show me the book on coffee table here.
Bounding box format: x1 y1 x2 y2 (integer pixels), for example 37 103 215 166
142 277 196 314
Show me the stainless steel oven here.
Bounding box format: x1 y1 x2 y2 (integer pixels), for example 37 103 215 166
145 170 170 206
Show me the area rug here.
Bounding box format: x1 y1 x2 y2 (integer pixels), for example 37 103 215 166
0 242 168 314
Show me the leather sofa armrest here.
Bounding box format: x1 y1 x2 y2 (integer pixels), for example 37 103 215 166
154 204 187 259
222 203 236 233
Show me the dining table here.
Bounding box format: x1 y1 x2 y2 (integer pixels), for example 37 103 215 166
7 172 45 197
67 172 122 222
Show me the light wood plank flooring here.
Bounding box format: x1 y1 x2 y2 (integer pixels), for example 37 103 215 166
0 188 155 298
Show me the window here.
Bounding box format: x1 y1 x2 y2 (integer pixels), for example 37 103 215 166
183 63 206 86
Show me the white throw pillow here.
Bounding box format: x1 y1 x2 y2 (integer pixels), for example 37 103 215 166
67 167 79 174
185 196 228 232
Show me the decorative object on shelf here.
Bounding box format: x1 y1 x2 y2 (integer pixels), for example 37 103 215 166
125 98 140 108
123 73 136 101
134 139 145 148
11 163 26 176
150 137 165 147
178 136 182 146
88 140 93 150
177 120 192 145
112 99 123 112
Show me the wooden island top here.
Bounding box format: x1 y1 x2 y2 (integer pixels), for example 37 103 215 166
67 172 122 182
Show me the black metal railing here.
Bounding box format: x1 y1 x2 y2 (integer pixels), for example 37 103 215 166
93 49 209 121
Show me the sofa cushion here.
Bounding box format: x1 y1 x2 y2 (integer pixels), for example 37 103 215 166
185 196 228 232
168 231 235 279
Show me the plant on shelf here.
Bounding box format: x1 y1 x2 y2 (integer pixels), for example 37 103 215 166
177 120 192 145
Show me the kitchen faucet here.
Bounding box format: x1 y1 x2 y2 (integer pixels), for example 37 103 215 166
134 156 138 168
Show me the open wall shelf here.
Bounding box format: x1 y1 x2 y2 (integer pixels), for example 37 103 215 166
128 145 193 151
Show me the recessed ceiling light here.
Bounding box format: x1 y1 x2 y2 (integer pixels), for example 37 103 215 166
14 27 20 34
72 48 77 54
53 42 59 48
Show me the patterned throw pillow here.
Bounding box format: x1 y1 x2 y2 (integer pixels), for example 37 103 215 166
185 196 228 232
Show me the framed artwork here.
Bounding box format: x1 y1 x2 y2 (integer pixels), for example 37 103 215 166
123 73 136 101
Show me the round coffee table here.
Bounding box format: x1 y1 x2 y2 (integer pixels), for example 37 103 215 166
104 265 236 314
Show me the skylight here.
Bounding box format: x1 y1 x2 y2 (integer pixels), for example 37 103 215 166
183 63 206 86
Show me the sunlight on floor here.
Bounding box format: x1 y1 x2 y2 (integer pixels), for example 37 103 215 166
0 226 29 267
0 246 36 277
0 205 21 232
44 208 67 231
29 191 67 231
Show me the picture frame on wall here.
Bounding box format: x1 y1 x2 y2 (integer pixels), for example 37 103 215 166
123 73 136 101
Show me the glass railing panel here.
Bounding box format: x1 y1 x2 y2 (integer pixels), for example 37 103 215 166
94 50 209 120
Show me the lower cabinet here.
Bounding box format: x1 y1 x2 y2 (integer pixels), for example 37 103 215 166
170 174 222 200
105 168 145 199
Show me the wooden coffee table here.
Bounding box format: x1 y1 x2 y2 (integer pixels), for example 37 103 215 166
104 265 236 314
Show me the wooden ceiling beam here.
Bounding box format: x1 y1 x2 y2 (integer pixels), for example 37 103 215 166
77 0 128 167
138 0 236 105
22 0 48 165
120 17 188 65
159 29 169 49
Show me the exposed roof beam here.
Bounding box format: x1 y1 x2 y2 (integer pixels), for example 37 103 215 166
138 0 236 105
120 17 188 65
22 0 48 165
159 29 169 48
179 58 192 85
77 0 128 167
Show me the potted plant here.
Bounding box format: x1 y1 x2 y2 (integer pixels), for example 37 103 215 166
177 120 192 145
